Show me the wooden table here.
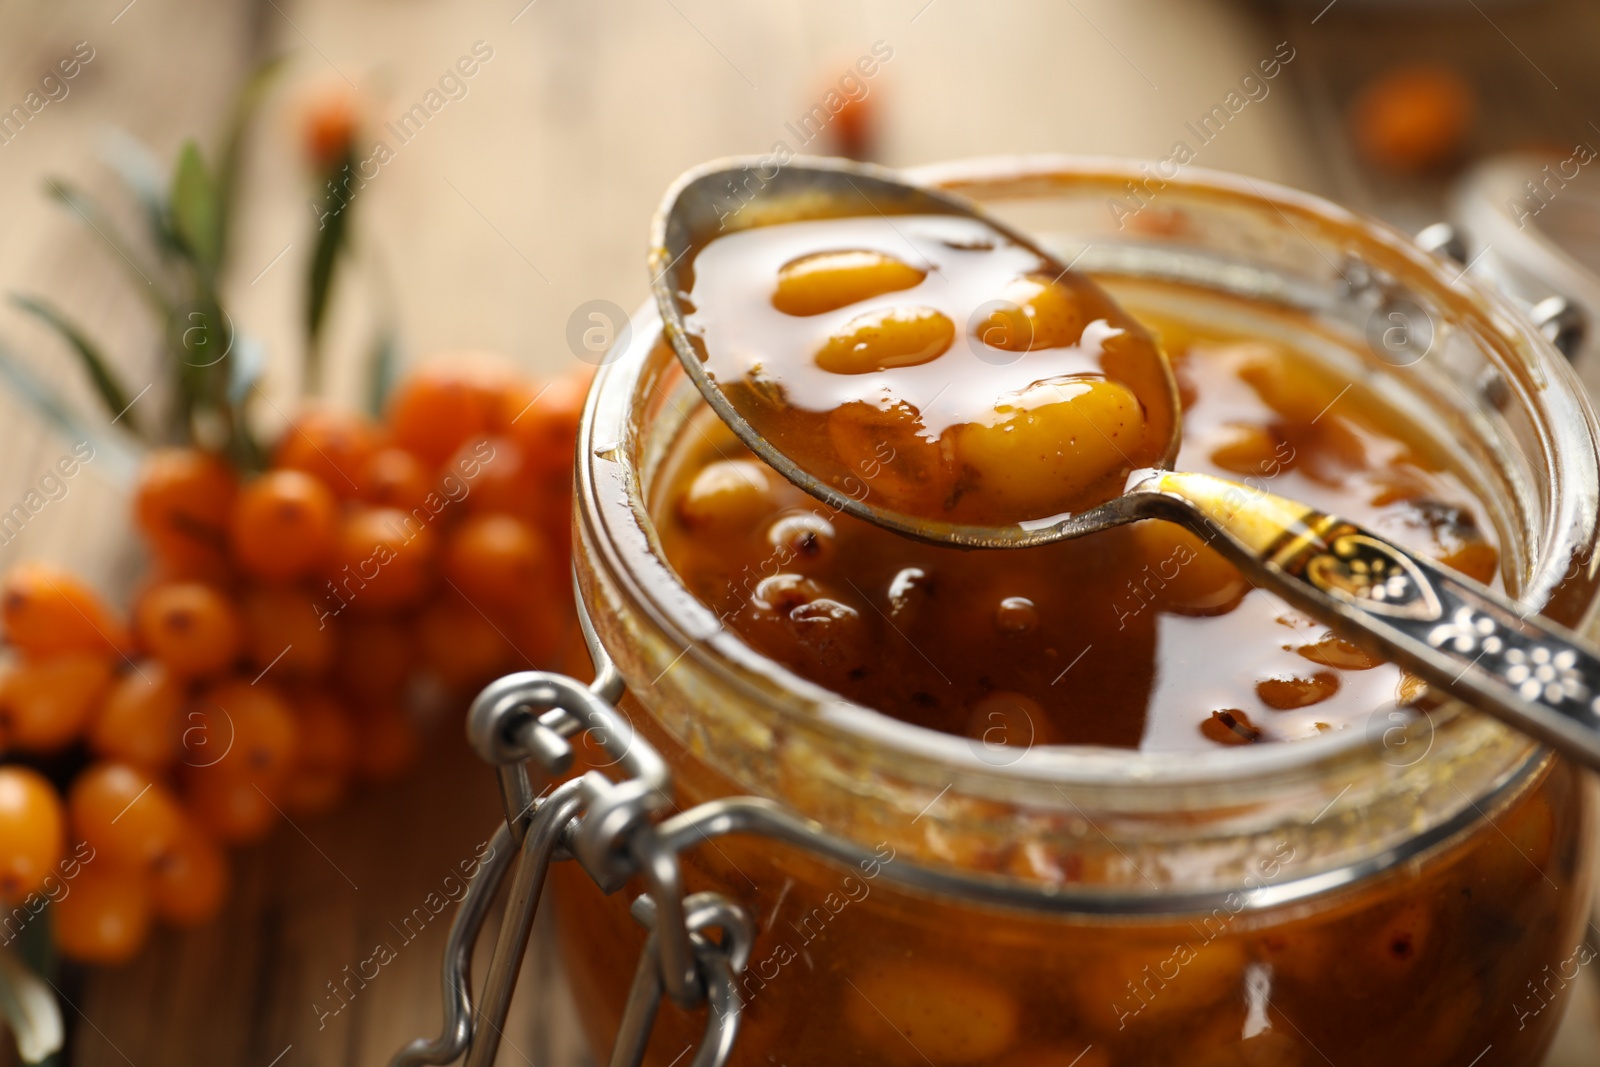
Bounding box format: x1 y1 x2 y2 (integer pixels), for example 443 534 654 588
1 0 1597 1063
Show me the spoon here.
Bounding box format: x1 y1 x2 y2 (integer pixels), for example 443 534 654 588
649 156 1600 772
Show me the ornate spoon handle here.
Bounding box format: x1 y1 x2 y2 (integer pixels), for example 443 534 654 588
1138 471 1600 771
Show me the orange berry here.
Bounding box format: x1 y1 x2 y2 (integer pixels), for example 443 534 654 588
359 446 434 513
533 473 575 559
1 562 129 658
301 85 360 170
829 90 874 161
507 368 591 477
516 599 567 669
189 679 298 786
134 582 243 678
89 663 185 771
52 863 152 965
69 762 185 870
496 377 544 434
173 701 227 775
329 508 436 612
416 593 518 687
1351 64 1475 174
336 617 413 698
0 651 114 753
230 470 339 582
353 701 419 783
0 766 65 904
134 449 236 571
387 352 520 465
443 513 551 608
240 585 335 679
141 549 235 590
282 691 356 819
449 436 534 517
183 769 276 845
273 406 376 498
151 820 228 927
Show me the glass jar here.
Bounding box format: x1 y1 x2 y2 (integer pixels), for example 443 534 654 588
557 157 1600 1066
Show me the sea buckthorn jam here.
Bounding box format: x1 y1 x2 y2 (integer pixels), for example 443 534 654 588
559 171 1597 1067
681 214 1178 525
662 215 1500 751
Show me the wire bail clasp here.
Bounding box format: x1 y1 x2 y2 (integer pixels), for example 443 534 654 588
394 628 754 1067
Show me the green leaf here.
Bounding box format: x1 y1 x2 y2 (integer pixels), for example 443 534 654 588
222 335 267 474
10 294 145 437
169 141 221 282
99 127 181 255
216 56 288 266
304 151 354 395
0 337 143 487
306 193 349 339
365 329 399 417
44 178 171 316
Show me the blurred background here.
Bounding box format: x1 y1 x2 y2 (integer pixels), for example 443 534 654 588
3 0 1600 1063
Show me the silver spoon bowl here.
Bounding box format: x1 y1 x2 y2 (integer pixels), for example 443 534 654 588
650 155 1600 773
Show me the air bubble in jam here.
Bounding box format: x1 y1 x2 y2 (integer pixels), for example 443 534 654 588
886 566 934 626
766 513 836 564
742 573 871 685
995 596 1038 634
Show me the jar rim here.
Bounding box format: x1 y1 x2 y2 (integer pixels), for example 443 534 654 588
576 154 1600 797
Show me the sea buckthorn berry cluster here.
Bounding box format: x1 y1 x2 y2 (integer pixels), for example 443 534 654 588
0 355 590 966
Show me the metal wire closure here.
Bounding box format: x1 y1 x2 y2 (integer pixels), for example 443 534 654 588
390 587 755 1067
610 895 753 1067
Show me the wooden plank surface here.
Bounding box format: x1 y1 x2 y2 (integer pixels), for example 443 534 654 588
0 0 1597 1064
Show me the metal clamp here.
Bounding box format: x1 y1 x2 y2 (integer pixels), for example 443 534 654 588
608 894 753 1067
389 820 519 1067
1416 221 1589 360
1530 295 1587 361
392 608 755 1067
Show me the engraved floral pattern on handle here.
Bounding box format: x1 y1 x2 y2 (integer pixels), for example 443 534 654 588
1278 518 1600 743
1424 604 1597 716
1302 531 1444 621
